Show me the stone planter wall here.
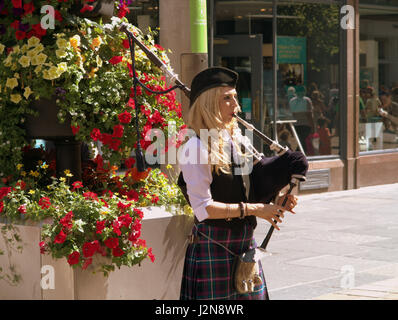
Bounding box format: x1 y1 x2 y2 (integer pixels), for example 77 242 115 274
0 208 193 300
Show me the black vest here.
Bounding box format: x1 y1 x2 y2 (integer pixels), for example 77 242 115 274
178 163 257 230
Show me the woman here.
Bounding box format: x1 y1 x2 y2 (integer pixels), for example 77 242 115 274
178 67 297 300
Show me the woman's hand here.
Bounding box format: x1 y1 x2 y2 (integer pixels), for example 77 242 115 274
276 194 298 214
247 203 292 231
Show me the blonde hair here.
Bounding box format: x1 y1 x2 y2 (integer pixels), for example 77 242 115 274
186 87 244 175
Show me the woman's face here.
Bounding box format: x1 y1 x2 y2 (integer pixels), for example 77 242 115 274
218 87 239 124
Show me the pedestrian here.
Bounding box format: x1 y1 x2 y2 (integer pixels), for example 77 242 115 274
178 67 297 300
289 85 315 153
317 117 332 155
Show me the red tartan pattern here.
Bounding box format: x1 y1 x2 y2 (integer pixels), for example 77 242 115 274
180 223 269 300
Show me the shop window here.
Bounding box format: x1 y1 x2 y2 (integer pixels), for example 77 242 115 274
359 2 398 152
213 1 341 158
125 0 159 39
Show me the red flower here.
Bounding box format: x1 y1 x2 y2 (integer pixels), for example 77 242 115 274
54 229 67 244
124 157 136 169
151 195 159 204
93 154 104 169
71 125 80 135
109 56 123 65
0 201 3 214
12 0 22 8
0 187 11 200
129 85 142 97
72 181 83 191
127 98 135 109
122 39 129 49
148 247 155 263
109 138 122 151
90 128 101 141
15 30 26 40
16 180 26 190
54 10 63 22
39 241 46 254
23 2 35 15
96 220 106 234
117 201 132 211
126 189 139 202
112 247 125 257
100 198 109 208
128 226 141 243
118 111 132 124
67 251 80 265
38 197 51 209
60 211 73 230
83 191 98 201
99 133 112 146
82 240 99 258
117 3 130 19
104 237 119 249
82 257 93 270
18 204 27 214
10 20 20 30
31 23 46 38
112 219 122 236
118 214 132 228
112 124 124 138
134 208 144 219
80 4 94 13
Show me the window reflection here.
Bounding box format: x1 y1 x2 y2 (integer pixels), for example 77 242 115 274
359 2 398 152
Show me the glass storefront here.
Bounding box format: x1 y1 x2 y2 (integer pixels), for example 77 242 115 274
359 1 398 152
212 0 341 158
126 0 159 37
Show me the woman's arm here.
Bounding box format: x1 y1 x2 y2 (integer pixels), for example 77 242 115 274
205 195 297 230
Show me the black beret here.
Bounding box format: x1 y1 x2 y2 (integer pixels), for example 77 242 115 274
189 67 238 106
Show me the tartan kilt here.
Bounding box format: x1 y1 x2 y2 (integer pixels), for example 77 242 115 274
180 222 269 300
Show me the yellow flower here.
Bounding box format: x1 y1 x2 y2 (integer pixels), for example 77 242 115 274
29 170 39 177
10 94 22 104
28 190 35 195
27 49 37 59
3 55 12 67
166 164 172 170
42 164 49 169
59 177 66 182
18 55 30 68
91 36 102 48
6 78 18 90
38 160 43 165
21 44 28 53
33 43 44 54
96 55 103 67
69 35 81 48
23 87 33 99
34 65 42 75
57 62 67 74
31 53 47 66
12 45 20 54
27 36 40 48
56 49 67 58
0 43 5 55
64 169 73 177
14 73 20 79
21 171 26 177
16 164 23 170
43 66 60 80
56 38 69 49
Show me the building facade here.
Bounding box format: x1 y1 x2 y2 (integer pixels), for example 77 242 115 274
127 0 398 193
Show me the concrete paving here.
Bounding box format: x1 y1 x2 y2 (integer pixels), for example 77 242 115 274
253 183 398 300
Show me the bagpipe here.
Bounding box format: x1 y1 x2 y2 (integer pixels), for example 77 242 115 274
119 23 308 250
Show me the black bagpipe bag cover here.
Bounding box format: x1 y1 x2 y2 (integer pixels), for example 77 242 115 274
249 150 308 204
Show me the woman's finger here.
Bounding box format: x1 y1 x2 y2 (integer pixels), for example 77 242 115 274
267 218 280 230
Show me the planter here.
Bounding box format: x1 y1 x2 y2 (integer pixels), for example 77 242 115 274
0 207 193 300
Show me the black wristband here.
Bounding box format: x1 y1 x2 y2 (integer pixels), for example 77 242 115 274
238 202 245 219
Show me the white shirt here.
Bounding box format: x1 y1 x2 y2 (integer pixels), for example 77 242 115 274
178 134 252 222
